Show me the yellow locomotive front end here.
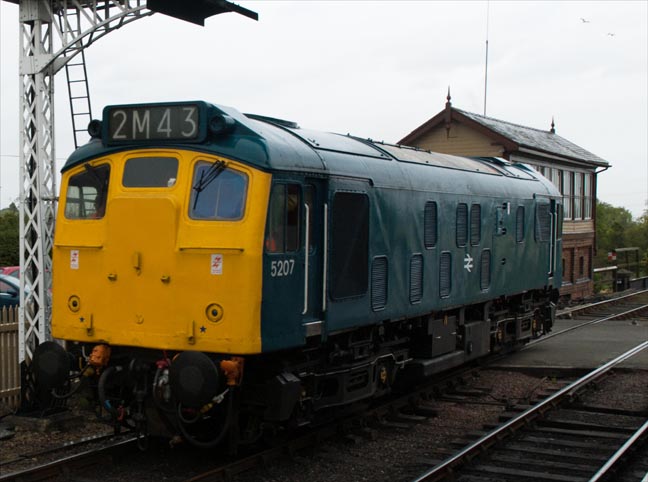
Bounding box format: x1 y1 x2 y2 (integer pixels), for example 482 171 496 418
53 148 270 355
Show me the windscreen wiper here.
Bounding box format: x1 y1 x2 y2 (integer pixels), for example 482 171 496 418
192 160 226 209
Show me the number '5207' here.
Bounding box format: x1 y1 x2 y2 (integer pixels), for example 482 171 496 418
270 259 295 277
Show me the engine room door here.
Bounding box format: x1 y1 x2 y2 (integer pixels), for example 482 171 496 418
302 180 325 329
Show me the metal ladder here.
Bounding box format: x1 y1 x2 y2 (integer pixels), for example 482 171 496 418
64 49 93 149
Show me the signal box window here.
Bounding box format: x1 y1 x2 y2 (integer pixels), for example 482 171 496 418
331 192 369 300
64 164 110 219
190 162 248 220
123 157 178 187
265 184 300 253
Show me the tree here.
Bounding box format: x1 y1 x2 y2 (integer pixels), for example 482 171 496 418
0 204 19 266
596 201 647 276
596 201 634 252
626 210 648 272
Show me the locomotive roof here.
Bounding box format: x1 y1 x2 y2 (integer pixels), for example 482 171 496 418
63 101 561 200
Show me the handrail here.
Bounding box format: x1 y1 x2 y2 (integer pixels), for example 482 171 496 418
302 203 310 315
322 204 328 313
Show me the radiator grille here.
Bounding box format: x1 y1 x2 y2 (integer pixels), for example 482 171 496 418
371 256 388 311
480 249 491 291
456 203 468 247
439 252 451 298
409 254 423 304
424 201 438 248
516 206 525 243
535 204 551 242
470 204 481 245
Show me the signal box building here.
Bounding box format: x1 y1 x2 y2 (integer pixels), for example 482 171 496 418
399 95 610 300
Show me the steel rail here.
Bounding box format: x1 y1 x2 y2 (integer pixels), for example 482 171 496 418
0 435 136 482
527 300 648 348
588 419 648 482
557 288 648 319
410 340 648 482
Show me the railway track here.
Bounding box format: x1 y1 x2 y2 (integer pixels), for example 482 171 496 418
530 289 648 348
557 289 648 321
0 434 137 482
411 341 648 482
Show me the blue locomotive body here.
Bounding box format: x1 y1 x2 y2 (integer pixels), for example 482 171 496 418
254 122 562 356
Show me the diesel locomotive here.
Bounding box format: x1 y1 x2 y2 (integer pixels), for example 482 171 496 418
33 100 562 448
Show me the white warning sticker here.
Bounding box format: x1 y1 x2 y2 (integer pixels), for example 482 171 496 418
210 254 223 275
70 250 79 270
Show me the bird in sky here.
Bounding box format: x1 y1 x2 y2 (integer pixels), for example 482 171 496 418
580 17 590 23
607 32 616 37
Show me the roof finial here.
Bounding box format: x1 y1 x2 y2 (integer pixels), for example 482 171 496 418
550 116 555 134
444 87 453 138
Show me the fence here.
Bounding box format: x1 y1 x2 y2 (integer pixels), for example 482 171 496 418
593 266 617 293
0 306 21 411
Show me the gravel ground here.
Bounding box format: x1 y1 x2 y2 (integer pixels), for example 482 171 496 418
580 370 648 412
0 411 113 472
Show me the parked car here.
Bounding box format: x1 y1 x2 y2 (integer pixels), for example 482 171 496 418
0 274 20 309
0 266 19 279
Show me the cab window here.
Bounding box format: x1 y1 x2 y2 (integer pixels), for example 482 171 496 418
265 184 300 253
123 157 178 188
189 161 248 220
64 164 110 219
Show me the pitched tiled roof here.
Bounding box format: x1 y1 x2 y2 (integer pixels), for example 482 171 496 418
456 109 609 166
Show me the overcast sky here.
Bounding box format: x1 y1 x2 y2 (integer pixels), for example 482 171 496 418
1 1 647 217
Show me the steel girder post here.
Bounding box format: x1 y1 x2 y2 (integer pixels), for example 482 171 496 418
18 0 57 366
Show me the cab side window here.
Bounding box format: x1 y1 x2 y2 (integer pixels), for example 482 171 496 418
64 164 110 219
265 184 300 253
